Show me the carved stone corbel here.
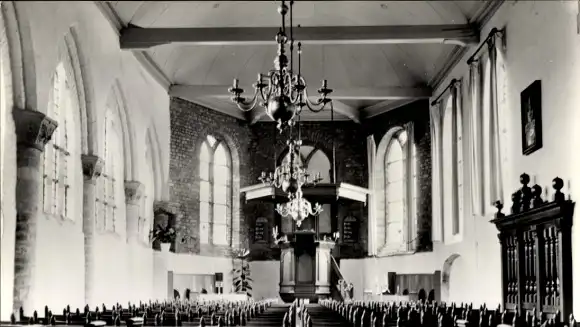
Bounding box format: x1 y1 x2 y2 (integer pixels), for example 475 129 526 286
13 108 57 151
124 181 144 205
81 154 103 181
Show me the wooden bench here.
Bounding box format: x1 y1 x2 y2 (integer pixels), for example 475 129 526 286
9 298 276 326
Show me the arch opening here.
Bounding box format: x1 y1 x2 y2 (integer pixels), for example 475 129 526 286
441 253 461 303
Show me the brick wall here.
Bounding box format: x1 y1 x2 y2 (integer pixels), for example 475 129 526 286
363 99 432 252
169 97 253 256
169 97 431 259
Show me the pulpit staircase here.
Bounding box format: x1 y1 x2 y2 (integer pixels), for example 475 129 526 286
330 255 350 302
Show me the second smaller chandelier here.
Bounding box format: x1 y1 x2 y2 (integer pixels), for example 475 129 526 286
259 138 324 227
259 138 322 193
276 190 322 227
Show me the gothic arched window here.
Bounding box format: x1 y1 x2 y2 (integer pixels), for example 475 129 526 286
279 145 332 233
96 101 126 234
199 135 232 246
140 135 156 243
384 130 407 248
0 17 10 238
374 125 418 255
42 61 81 221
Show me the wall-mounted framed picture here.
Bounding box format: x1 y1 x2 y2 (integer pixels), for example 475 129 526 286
520 80 543 155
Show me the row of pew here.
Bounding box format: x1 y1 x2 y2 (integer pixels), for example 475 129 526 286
8 299 277 326
319 299 577 327
281 300 312 327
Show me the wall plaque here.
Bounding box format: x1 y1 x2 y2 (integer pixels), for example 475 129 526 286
342 215 358 243
254 217 268 244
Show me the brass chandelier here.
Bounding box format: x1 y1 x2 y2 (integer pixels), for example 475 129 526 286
275 190 323 227
259 138 322 193
227 0 334 131
259 137 323 227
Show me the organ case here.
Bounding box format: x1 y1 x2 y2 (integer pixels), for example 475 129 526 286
491 174 574 322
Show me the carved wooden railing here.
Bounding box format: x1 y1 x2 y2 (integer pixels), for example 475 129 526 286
491 174 574 324
331 255 352 301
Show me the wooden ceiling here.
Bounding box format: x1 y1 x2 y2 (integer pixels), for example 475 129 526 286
101 1 504 123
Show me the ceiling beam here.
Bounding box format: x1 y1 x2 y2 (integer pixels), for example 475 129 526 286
171 86 360 124
132 51 171 90
93 1 124 35
428 0 505 90
330 100 360 123
362 99 418 119
120 24 479 49
248 100 358 124
233 99 359 125
169 85 432 101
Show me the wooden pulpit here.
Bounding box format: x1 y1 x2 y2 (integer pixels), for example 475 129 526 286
278 231 335 303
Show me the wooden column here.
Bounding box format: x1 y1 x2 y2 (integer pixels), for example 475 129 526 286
314 241 334 296
11 109 57 317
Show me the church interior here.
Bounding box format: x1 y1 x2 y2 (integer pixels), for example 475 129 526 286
1 1 579 326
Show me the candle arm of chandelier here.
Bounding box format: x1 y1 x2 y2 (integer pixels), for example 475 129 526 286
229 72 275 111
229 87 260 112
301 82 333 113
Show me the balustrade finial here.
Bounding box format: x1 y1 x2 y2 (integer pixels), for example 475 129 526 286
553 177 565 202
511 190 522 214
494 201 505 218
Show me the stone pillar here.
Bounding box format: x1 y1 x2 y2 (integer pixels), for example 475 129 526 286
81 154 103 307
124 181 144 244
124 181 143 302
12 109 57 317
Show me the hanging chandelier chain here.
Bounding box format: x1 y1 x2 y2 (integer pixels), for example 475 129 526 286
227 0 334 131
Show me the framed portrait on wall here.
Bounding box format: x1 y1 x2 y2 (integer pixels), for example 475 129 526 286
520 80 543 155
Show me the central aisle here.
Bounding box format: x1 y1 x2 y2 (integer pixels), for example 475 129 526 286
246 304 289 327
305 304 350 327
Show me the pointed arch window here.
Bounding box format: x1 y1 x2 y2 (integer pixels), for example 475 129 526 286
279 145 332 233
442 91 464 239
0 25 9 238
375 125 418 255
96 110 124 233
140 137 155 243
384 130 407 249
199 135 232 246
42 61 80 221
